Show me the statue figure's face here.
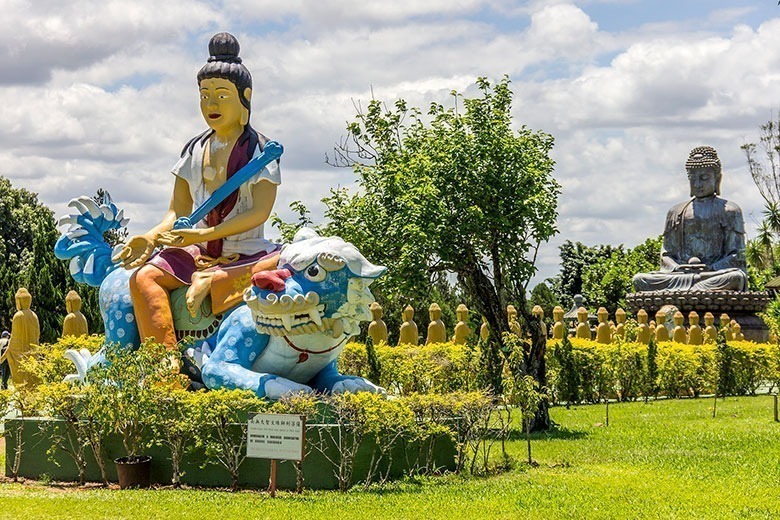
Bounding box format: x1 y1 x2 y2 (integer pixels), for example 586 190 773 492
199 78 249 134
687 166 718 198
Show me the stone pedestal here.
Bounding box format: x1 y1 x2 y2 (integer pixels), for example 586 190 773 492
625 290 771 342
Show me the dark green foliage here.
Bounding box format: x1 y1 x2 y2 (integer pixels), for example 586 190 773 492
0 178 108 341
548 241 617 311
742 113 780 287
716 331 736 397
0 177 73 342
476 336 503 395
528 281 559 327
645 337 659 400
550 236 661 312
270 200 315 244
365 336 382 384
552 335 580 407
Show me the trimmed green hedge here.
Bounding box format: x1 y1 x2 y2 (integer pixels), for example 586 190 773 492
339 339 780 403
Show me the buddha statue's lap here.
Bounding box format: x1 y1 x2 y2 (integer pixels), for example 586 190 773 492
632 146 748 293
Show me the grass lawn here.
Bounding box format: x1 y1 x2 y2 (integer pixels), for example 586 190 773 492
1 396 778 519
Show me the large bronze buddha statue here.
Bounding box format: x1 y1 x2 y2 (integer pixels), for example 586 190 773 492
632 146 748 292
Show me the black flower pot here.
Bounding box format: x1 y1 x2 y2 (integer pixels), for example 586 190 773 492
114 455 152 489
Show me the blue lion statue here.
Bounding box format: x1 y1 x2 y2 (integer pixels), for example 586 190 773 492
55 196 386 399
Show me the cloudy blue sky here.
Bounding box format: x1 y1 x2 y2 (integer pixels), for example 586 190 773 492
3 0 780 287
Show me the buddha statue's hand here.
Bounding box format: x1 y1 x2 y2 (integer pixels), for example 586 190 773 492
677 257 707 272
113 234 157 269
157 228 209 248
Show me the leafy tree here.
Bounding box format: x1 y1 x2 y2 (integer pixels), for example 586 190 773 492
580 236 661 312
742 113 780 208
548 241 618 311
504 370 547 466
322 77 559 428
552 335 580 407
149 387 200 487
742 113 780 287
528 281 559 327
190 389 267 491
0 177 65 339
0 177 102 341
645 337 659 402
270 200 316 244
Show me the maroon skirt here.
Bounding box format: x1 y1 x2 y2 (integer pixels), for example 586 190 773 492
148 244 281 284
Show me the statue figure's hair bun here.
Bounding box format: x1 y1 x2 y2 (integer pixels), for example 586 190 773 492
208 32 242 64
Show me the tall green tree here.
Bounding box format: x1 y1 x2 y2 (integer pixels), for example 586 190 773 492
742 112 780 287
528 281 559 326
0 178 66 340
323 77 560 428
0 177 101 341
548 241 619 310
549 237 660 313
580 236 661 312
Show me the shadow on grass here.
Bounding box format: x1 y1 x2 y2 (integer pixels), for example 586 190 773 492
503 426 589 442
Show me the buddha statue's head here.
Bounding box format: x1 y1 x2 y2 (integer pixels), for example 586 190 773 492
65 290 82 313
685 146 721 199
456 304 469 322
369 301 383 320
429 303 442 321
197 32 253 135
15 287 31 311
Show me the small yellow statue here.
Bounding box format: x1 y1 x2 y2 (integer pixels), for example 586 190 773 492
426 303 447 344
688 311 703 345
636 309 651 345
0 288 40 387
532 305 547 338
731 320 744 341
367 301 388 345
595 307 611 344
479 317 490 341
552 305 565 340
704 312 717 342
452 304 472 345
576 307 591 340
62 290 89 337
507 305 522 336
614 309 626 340
721 313 733 341
398 305 419 346
672 311 687 343
648 319 656 339
655 310 669 341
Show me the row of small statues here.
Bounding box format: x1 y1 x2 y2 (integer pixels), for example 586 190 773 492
368 301 546 346
367 300 748 347
560 306 744 345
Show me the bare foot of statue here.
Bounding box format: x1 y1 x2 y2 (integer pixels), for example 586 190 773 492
187 271 214 317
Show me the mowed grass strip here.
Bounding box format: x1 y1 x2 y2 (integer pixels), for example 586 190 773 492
1 396 777 520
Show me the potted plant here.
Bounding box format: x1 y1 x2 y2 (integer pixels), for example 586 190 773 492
93 341 177 488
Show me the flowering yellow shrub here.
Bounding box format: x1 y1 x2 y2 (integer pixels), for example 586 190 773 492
547 338 778 403
339 341 480 395
343 338 779 401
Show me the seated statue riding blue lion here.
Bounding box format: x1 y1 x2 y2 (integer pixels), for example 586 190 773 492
54 196 385 399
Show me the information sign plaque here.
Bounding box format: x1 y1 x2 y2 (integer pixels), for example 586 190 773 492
247 413 305 461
